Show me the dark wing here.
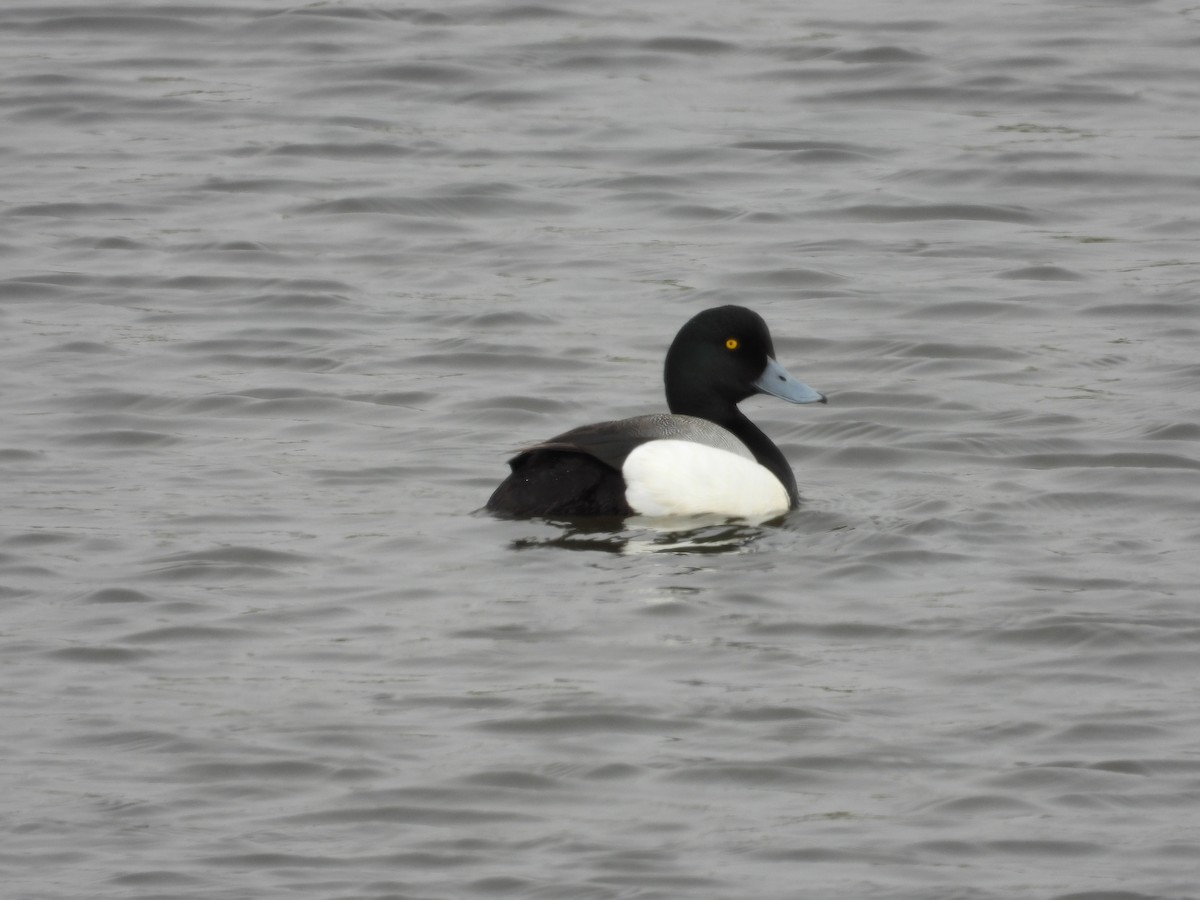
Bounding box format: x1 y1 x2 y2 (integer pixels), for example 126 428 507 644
485 449 632 518
484 417 648 518
523 414 752 471
527 418 656 472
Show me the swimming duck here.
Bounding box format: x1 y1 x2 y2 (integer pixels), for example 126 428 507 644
486 305 826 519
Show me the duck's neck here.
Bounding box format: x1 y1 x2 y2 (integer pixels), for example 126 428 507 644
724 409 800 510
670 392 799 509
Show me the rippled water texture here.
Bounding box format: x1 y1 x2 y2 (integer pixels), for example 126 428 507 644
3 2 1200 898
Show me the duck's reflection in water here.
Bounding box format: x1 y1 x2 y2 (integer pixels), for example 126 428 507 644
509 514 779 555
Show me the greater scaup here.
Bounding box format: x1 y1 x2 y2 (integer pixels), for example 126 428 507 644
486 305 827 518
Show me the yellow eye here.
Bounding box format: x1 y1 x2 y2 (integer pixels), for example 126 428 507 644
725 338 738 350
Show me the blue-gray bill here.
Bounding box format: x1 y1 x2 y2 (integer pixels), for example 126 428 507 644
753 357 827 405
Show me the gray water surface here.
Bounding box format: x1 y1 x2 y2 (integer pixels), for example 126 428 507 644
3 2 1200 898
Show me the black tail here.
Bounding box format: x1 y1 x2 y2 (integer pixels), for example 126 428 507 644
486 450 633 518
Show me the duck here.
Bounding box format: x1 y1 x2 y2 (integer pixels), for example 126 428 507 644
486 305 827 519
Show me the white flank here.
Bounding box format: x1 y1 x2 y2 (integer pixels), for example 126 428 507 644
623 440 790 518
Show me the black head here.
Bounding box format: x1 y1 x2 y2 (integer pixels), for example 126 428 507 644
664 305 825 420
